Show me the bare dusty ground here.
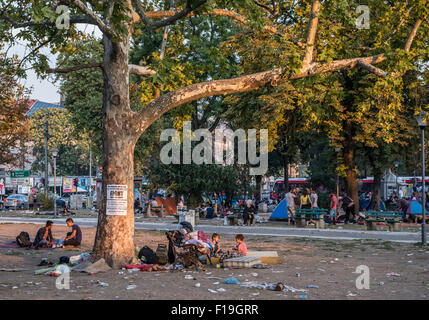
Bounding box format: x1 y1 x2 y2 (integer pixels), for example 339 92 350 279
0 223 428 300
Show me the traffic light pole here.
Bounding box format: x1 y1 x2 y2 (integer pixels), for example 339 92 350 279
44 113 48 195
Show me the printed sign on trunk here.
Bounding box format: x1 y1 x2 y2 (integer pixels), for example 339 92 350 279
106 184 128 216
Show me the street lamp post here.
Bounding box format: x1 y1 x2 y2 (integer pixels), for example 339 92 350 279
52 149 58 216
415 113 426 245
335 147 341 215
394 161 399 196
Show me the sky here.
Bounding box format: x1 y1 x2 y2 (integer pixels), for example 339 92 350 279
8 24 102 104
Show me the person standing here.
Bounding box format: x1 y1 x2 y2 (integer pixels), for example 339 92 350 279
329 193 338 224
310 189 318 209
300 190 311 209
285 188 296 226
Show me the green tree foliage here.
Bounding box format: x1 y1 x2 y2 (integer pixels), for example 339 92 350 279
0 49 31 167
29 108 92 176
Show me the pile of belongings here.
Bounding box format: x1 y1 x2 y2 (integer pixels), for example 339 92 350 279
34 253 107 276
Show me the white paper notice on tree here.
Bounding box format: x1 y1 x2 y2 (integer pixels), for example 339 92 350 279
106 185 128 216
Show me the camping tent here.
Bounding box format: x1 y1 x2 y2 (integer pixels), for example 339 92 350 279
269 199 289 220
407 200 428 215
360 199 386 211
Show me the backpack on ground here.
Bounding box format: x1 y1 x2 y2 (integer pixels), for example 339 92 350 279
16 231 31 247
138 246 157 264
156 244 168 265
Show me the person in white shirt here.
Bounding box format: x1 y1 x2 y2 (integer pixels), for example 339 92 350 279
398 188 404 199
310 189 318 208
285 188 296 226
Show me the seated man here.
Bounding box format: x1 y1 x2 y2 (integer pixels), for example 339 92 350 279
63 218 82 247
205 204 215 219
33 220 54 249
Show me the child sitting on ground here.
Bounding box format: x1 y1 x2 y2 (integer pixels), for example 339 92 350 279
211 233 222 257
233 234 247 256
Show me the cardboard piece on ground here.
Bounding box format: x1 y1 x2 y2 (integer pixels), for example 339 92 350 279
246 251 279 264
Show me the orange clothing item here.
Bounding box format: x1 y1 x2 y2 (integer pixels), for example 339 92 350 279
236 242 247 256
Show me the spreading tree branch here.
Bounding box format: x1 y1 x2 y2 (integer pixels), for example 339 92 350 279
302 0 321 68
46 62 103 74
67 0 116 38
0 13 97 28
128 64 156 75
142 8 279 34
135 53 394 134
357 61 389 77
404 17 423 52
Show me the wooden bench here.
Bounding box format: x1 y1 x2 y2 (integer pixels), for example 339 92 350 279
364 211 402 232
295 209 328 229
226 208 243 226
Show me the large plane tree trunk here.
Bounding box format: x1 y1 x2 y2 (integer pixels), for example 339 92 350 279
343 121 359 216
91 35 138 268
370 169 382 211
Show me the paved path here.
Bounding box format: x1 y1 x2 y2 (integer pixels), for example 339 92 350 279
0 216 422 243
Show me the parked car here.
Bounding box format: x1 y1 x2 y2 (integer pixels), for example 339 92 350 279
5 194 29 210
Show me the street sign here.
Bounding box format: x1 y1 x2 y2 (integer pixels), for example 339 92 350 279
10 170 30 178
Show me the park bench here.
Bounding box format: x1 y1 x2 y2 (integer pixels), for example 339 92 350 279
226 208 243 226
364 211 402 232
295 208 328 229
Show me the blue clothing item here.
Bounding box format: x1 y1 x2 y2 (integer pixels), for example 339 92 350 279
71 224 82 243
206 207 215 219
329 208 336 219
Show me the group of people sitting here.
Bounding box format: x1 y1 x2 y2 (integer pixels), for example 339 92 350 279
33 218 82 249
169 223 248 264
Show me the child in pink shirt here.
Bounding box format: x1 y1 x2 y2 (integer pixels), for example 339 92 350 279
233 234 247 256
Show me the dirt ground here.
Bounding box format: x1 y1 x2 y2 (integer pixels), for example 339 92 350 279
0 223 428 300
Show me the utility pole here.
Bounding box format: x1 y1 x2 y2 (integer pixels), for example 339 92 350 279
44 112 49 195
89 146 92 210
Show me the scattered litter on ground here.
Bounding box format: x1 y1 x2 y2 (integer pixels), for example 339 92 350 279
307 285 319 288
213 282 219 285
208 289 217 293
97 281 109 287
408 261 413 263
241 282 307 293
386 272 401 277
194 283 201 288
272 270 284 273
185 275 196 280
295 295 307 299
346 292 358 297
217 288 226 292
317 268 325 272
251 273 258 277
126 285 136 290
224 277 240 284
296 273 301 277
0 268 27 272
379 282 384 286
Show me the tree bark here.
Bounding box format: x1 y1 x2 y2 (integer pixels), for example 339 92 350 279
91 35 138 268
283 153 289 193
371 168 382 211
343 122 359 216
